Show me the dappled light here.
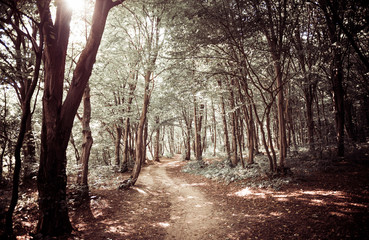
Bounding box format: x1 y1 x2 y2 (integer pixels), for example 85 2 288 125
1 0 369 239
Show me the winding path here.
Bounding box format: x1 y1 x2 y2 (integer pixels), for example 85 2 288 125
137 157 225 239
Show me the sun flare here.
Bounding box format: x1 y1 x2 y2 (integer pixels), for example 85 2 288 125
65 0 86 12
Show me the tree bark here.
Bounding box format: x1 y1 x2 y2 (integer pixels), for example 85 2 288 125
36 0 122 236
193 96 204 162
319 0 345 157
114 126 122 166
211 98 217 156
228 79 238 167
182 108 192 160
22 114 36 182
5 14 43 236
80 84 93 189
121 81 136 172
130 72 151 185
218 80 231 160
154 116 160 162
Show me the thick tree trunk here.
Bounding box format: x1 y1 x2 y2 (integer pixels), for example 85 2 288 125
36 0 121 236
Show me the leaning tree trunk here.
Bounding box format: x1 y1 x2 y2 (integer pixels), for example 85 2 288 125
5 30 42 237
129 73 151 185
36 0 123 236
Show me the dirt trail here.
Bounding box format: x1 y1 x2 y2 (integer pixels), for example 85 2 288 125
137 157 224 240
4 152 369 239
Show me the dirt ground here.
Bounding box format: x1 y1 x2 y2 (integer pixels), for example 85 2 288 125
1 153 369 239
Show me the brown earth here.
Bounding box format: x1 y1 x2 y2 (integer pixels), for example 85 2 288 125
1 154 369 239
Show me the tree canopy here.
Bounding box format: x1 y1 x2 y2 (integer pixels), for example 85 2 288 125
1 0 368 238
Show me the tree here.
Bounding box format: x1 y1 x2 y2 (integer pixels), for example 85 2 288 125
193 96 205 162
35 0 124 236
318 0 346 158
118 1 165 189
0 1 43 236
78 83 93 196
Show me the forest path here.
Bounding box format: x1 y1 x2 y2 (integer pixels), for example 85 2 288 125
137 156 226 239
75 155 231 239
73 153 369 239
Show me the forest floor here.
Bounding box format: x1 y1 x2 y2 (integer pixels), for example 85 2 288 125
1 149 369 239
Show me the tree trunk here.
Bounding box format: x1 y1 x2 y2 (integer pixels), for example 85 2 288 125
36 0 121 236
218 81 231 160
319 0 345 157
5 25 43 236
186 121 192 160
344 99 357 142
129 72 151 186
121 118 130 172
154 116 160 162
120 82 136 172
247 104 255 165
182 109 192 160
202 104 207 154
228 80 238 167
211 98 217 156
143 119 148 164
169 126 174 156
22 114 36 182
1 90 8 184
332 63 345 157
6 103 33 236
80 84 93 191
193 97 203 162
274 61 287 168
114 126 122 166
